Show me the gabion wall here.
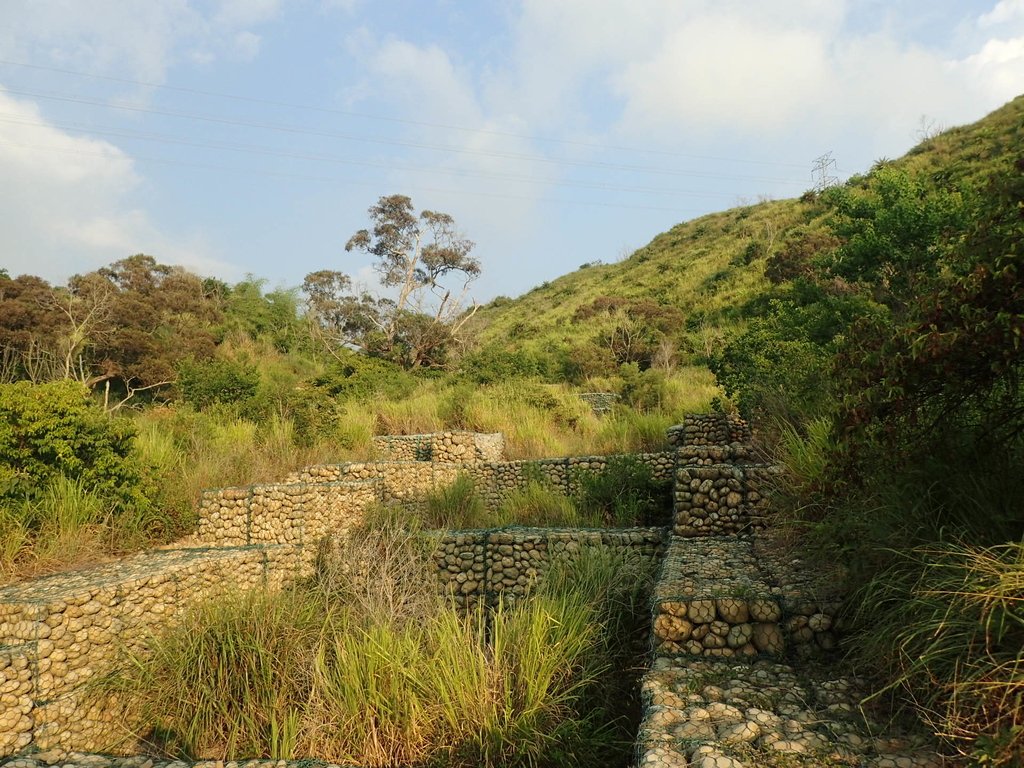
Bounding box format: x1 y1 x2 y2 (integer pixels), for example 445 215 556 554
192 480 378 569
371 431 505 463
578 392 618 415
672 464 781 537
433 526 667 609
289 452 677 512
0 545 299 755
666 413 752 448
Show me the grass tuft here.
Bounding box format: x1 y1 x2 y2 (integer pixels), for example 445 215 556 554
106 525 651 767
851 540 1024 765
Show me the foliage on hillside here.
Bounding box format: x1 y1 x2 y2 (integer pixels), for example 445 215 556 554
1 89 1022 763
711 94 1024 764
469 197 817 379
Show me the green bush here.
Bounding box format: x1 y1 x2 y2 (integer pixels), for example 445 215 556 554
572 455 672 527
616 363 668 412
177 358 260 410
0 381 151 511
310 352 418 402
458 345 546 384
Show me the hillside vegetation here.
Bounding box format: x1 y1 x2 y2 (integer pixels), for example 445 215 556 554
0 92 1021 762
470 96 1022 386
472 93 1024 764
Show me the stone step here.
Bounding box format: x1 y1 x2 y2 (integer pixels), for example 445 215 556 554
636 656 947 768
651 536 784 658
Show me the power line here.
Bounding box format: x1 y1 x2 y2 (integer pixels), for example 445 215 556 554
0 57 809 170
0 86 809 187
0 138 706 215
0 113 759 200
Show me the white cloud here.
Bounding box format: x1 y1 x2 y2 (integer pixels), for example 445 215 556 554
368 40 483 124
960 36 1024 102
231 30 263 61
0 0 280 84
612 11 833 139
979 0 1024 28
0 1 200 83
0 89 231 281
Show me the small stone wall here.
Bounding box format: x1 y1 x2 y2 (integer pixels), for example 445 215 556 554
290 451 677 512
193 480 377 570
0 545 296 755
433 527 667 609
371 431 505 463
652 537 783 658
666 413 752 447
285 462 461 507
672 464 780 537
578 392 618 415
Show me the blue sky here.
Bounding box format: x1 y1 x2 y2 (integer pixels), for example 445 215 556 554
1 0 1021 302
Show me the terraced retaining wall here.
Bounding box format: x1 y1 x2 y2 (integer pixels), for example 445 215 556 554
672 463 781 537
578 391 618 415
371 431 505 463
192 480 377 560
0 545 297 756
432 526 667 609
288 451 677 510
667 414 752 448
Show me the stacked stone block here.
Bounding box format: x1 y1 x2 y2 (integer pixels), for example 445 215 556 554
433 527 667 609
578 391 618 415
371 431 505 464
0 546 293 755
669 414 778 538
652 537 785 659
754 534 845 656
672 464 780 537
656 417 838 661
193 480 377 571
0 643 34 754
666 414 752 448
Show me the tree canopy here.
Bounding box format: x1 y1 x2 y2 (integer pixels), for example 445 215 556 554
304 194 481 369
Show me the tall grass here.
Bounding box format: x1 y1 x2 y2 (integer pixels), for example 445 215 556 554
0 475 164 580
422 474 490 529
133 408 371 533
496 480 581 528
783 429 1024 763
415 456 672 530
851 540 1024 765
108 523 651 767
772 415 834 494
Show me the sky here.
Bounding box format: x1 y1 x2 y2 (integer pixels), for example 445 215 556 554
0 0 1022 302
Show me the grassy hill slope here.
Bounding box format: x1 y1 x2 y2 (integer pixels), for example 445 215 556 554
469 94 1023 375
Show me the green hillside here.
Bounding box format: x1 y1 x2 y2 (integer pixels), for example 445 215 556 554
473 198 807 365
470 94 1024 379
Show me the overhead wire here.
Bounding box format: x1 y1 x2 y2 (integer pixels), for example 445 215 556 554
0 138 704 214
0 112 768 200
0 86 810 187
0 57 810 170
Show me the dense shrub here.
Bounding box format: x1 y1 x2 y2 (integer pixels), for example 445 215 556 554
177 358 260 410
0 380 150 510
572 455 672 527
